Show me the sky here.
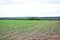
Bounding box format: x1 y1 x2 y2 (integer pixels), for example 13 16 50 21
0 0 60 17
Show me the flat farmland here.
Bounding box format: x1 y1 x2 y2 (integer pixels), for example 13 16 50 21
0 20 60 40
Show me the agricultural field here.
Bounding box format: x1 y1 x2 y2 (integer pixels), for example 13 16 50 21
0 20 60 40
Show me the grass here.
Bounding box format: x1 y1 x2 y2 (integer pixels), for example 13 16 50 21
0 20 60 39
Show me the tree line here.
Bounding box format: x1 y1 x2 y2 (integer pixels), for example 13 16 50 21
0 17 60 20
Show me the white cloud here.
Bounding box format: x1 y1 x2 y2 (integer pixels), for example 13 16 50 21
40 0 60 3
0 1 60 17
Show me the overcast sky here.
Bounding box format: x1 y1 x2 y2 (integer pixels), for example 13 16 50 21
0 0 60 17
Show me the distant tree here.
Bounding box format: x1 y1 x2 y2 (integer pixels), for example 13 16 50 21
30 17 34 20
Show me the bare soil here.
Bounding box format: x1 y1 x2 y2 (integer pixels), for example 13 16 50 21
24 29 60 40
13 27 60 40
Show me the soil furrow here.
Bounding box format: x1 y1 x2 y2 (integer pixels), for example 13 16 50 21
14 26 41 40
1 26 33 40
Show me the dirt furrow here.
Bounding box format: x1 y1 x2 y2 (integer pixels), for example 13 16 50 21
24 26 50 40
24 25 60 40
14 26 41 40
8 26 38 39
12 28 36 39
1 26 39 40
1 25 36 39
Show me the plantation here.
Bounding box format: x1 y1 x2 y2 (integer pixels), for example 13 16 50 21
0 20 60 40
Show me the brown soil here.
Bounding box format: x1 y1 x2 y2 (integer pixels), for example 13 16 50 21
24 29 60 40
